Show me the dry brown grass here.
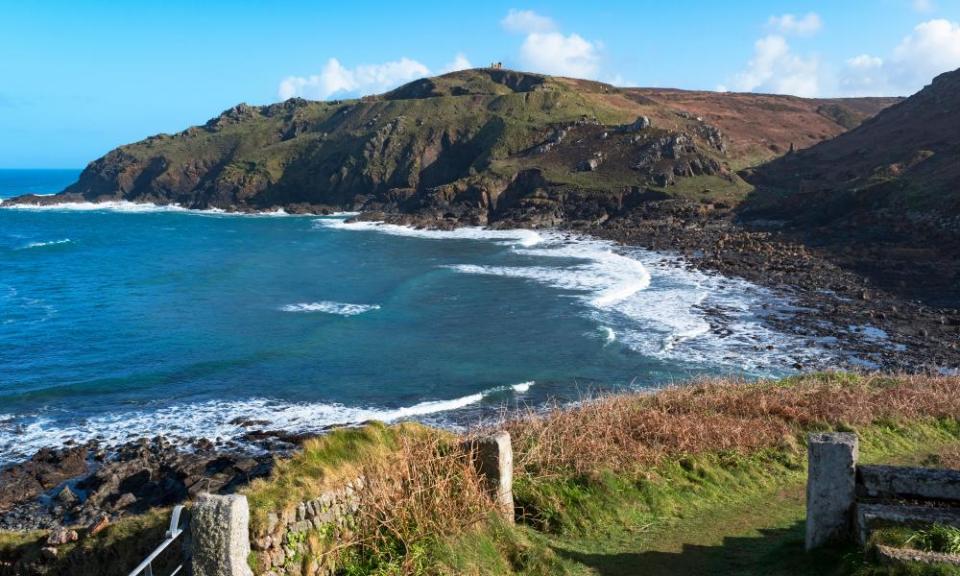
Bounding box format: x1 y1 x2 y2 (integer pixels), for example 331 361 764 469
501 373 960 478
352 435 493 561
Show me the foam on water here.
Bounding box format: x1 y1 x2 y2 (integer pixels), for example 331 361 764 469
318 220 830 372
511 381 534 393
313 217 544 247
20 239 72 249
600 326 617 346
0 200 308 217
280 301 381 316
1 200 196 213
0 382 536 466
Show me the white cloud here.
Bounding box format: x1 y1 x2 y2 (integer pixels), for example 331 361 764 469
727 35 821 97
441 53 473 73
278 57 430 100
889 19 960 89
766 12 823 37
501 9 556 34
913 0 936 13
839 54 889 95
500 9 602 78
519 32 600 78
847 54 884 69
835 19 960 96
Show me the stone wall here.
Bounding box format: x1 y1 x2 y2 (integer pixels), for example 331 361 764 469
249 478 364 576
187 432 513 575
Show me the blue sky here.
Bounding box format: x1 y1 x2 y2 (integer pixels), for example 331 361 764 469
2 0 959 168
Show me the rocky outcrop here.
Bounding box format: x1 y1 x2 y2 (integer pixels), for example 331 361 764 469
0 437 274 531
0 447 88 514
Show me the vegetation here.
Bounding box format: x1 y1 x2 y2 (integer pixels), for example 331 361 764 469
872 524 960 556
234 372 960 575
0 508 177 576
4 372 958 575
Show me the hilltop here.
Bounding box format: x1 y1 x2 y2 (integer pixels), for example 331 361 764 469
5 68 895 228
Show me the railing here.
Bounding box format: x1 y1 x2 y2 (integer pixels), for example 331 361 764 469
128 505 186 576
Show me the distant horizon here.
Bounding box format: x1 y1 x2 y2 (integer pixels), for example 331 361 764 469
0 167 82 171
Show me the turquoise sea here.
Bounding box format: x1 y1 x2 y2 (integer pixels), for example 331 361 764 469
0 169 828 465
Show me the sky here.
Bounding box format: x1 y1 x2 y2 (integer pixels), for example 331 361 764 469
2 0 960 168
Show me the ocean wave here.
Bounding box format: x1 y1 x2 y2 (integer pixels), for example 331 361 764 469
280 301 381 316
0 200 314 217
20 238 72 249
312 217 543 247
0 381 536 466
2 200 196 213
313 218 826 371
445 231 827 372
511 381 534 393
599 326 617 346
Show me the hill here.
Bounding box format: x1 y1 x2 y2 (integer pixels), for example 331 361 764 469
5 69 896 229
743 68 960 304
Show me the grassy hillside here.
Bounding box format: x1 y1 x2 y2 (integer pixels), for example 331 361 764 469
8 69 894 228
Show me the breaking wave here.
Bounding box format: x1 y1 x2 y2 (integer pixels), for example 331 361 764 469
316 217 829 372
0 200 316 217
312 217 543 247
0 381 537 466
20 239 72 249
280 301 381 316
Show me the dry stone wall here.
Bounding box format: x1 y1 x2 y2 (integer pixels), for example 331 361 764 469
250 478 364 576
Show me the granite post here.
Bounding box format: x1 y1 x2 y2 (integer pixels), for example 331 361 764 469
467 432 514 522
806 432 859 550
191 493 254 576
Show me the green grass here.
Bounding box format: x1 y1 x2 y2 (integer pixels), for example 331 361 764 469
243 421 443 532
0 508 175 576
873 524 960 556
484 419 960 576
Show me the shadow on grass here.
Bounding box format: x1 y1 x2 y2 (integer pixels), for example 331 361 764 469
555 520 855 576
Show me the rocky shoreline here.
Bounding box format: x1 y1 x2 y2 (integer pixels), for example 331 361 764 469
361 198 960 373
0 431 309 532
2 198 959 534
593 199 960 372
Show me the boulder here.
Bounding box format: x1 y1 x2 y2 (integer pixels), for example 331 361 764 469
46 528 78 546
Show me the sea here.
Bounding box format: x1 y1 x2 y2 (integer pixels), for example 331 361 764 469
0 169 831 465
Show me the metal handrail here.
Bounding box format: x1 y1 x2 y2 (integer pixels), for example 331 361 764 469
128 505 186 576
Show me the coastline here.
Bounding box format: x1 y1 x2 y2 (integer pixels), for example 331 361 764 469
7 194 954 371
2 196 959 534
